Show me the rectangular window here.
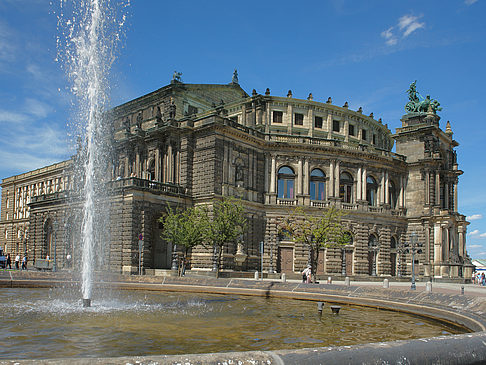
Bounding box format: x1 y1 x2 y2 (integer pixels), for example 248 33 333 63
333 120 340 132
314 116 323 129
294 113 304 126
349 124 355 136
362 129 367 141
273 111 283 123
372 134 376 144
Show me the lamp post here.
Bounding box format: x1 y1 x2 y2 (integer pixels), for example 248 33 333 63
404 232 422 290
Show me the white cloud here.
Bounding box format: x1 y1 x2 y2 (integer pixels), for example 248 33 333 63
381 14 425 46
465 0 478 5
398 15 425 38
467 214 483 221
380 27 397 46
469 244 482 248
0 110 29 124
24 98 52 119
469 230 486 238
0 21 15 63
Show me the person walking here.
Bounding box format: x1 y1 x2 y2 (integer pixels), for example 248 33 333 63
6 253 11 269
21 255 27 270
14 254 20 269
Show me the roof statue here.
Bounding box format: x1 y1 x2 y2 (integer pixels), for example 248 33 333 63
232 69 239 84
405 80 442 114
171 71 182 83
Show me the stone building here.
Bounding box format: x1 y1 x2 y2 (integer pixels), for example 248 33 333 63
0 75 473 280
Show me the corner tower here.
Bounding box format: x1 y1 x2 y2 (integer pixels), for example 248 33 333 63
394 81 472 279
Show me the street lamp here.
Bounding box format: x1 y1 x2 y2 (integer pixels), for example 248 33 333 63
404 232 423 290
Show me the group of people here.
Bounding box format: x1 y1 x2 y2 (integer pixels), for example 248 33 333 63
473 271 486 286
4 253 27 270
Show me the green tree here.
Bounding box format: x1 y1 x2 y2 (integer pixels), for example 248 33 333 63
160 205 206 276
278 206 350 283
202 197 247 278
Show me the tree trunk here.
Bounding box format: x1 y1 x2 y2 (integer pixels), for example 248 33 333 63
311 246 319 283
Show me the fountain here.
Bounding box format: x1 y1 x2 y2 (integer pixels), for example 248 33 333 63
57 0 129 306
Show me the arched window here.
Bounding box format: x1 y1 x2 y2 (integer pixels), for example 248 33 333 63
277 166 295 199
339 172 353 203
310 168 326 201
390 236 397 249
366 176 378 206
389 180 397 209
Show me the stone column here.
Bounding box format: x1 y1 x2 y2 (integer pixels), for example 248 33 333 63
444 182 449 210
344 119 349 142
136 149 141 178
356 167 362 201
398 176 404 208
241 104 247 126
155 147 161 181
308 107 314 137
453 182 458 213
458 226 465 257
270 155 276 194
435 171 440 206
329 160 334 198
362 168 367 201
264 154 269 193
175 148 180 184
334 161 340 197
434 223 442 264
167 143 173 183
425 171 430 205
297 159 303 195
326 112 332 139
385 171 389 205
287 104 293 134
303 159 309 195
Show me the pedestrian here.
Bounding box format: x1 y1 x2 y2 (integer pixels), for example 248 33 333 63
14 254 20 269
481 272 485 286
21 255 27 270
6 253 11 269
302 265 311 283
472 271 476 284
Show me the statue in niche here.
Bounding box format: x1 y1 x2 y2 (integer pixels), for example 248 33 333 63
136 111 143 129
167 98 176 120
155 106 162 123
123 117 130 133
235 164 244 183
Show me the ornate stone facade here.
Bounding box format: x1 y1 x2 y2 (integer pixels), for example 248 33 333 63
0 80 473 280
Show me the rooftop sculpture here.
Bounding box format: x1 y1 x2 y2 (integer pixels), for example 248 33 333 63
405 81 442 114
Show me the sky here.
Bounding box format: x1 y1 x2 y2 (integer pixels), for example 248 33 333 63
0 0 485 257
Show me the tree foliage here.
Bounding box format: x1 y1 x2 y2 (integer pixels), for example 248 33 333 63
202 197 247 277
278 206 350 282
159 205 206 275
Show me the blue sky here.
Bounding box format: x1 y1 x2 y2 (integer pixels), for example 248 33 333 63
0 0 485 256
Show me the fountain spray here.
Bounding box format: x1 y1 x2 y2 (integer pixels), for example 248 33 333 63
57 0 129 307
